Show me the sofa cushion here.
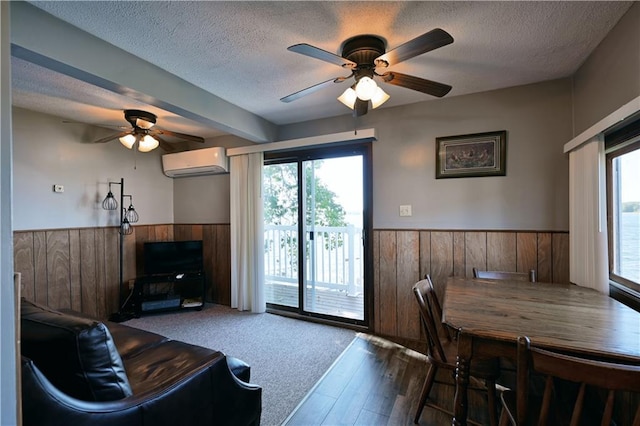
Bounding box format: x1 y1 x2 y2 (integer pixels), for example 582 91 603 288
121 339 222 396
105 320 169 360
20 298 132 401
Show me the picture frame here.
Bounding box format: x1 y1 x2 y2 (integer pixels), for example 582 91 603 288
435 130 507 179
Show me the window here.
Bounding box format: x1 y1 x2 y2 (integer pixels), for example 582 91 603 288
606 118 640 299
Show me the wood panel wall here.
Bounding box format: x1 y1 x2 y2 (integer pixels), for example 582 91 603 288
14 228 120 319
14 224 231 319
372 229 570 342
14 225 568 336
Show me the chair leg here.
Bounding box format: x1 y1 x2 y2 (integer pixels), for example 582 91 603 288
486 379 498 426
414 364 438 424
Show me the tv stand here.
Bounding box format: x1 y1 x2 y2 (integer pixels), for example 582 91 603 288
132 272 205 317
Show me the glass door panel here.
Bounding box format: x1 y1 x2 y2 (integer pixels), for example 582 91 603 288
302 156 364 320
263 162 299 309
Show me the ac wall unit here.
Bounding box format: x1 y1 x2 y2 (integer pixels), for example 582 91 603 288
162 147 228 177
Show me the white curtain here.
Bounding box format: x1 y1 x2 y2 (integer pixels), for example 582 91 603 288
230 152 265 312
568 134 609 293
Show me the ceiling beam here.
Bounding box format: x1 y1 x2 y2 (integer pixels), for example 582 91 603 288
10 2 277 143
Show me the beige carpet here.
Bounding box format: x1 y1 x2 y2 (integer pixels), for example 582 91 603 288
124 304 356 426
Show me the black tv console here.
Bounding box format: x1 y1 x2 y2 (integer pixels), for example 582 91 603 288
132 272 205 316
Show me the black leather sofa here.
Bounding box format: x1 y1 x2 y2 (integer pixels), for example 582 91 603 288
20 298 262 426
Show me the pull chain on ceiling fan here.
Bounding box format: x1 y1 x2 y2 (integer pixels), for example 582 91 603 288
281 28 454 117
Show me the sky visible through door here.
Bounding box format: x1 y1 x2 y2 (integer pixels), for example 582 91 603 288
314 156 363 228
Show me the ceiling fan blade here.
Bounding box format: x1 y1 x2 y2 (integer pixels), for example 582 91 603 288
288 43 356 69
280 76 350 103
153 129 204 143
375 28 453 67
380 72 452 98
93 131 130 144
354 98 369 117
154 135 179 153
63 120 128 130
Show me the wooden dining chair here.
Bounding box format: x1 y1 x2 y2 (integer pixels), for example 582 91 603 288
499 336 640 426
473 267 536 283
421 274 453 341
413 276 501 425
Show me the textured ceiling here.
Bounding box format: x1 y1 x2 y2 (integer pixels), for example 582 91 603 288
11 1 634 141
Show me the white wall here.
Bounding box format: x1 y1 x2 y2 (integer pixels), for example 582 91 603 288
15 78 573 234
172 174 231 224
279 78 573 231
12 107 174 230
172 134 251 224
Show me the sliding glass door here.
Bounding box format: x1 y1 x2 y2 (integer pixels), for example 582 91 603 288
263 144 371 326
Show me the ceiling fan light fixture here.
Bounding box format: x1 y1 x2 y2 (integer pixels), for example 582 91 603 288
119 134 137 149
371 86 390 109
284 29 454 116
354 76 378 101
337 87 358 110
138 135 159 152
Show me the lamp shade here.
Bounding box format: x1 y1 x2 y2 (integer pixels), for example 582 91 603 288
354 77 377 101
119 134 136 149
101 191 118 210
138 135 159 152
337 88 357 109
371 87 390 109
125 204 139 223
120 217 133 235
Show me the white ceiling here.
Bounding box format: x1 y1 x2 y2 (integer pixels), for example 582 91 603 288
11 1 634 142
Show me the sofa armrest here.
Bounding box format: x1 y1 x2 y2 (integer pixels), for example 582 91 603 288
21 299 132 401
22 355 262 426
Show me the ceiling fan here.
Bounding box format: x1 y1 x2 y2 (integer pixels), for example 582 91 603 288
281 28 454 117
91 109 205 153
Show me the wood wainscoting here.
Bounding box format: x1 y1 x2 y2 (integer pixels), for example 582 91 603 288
13 224 230 319
372 229 569 344
14 225 568 339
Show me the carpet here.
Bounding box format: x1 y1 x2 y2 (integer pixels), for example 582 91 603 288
124 304 356 426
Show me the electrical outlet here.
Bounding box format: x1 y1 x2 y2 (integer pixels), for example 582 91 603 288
399 205 412 217
128 279 136 290
53 184 64 193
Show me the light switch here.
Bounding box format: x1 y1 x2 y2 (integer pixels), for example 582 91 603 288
399 205 412 217
53 184 64 193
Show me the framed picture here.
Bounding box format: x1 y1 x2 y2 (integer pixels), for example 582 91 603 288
435 130 507 179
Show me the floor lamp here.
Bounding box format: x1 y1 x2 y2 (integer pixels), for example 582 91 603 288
102 178 138 322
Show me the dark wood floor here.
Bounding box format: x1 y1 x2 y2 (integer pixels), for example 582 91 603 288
283 333 494 426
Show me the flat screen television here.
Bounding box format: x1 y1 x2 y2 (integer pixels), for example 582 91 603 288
143 240 203 276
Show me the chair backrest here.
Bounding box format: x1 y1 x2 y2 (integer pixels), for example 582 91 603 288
422 274 453 341
515 336 640 426
473 267 536 283
412 277 448 364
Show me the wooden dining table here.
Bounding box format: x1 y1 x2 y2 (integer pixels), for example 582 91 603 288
442 276 640 426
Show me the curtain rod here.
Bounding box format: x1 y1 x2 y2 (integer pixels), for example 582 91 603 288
226 128 376 157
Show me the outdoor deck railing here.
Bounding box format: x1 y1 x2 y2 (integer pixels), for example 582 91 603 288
264 224 364 296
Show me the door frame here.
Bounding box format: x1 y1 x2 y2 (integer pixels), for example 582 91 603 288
264 142 373 329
